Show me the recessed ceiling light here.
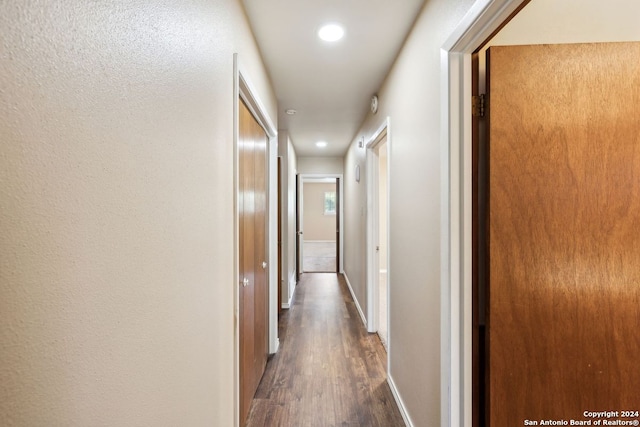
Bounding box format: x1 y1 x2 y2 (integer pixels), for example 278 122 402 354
285 109 297 115
318 24 344 42
316 141 327 148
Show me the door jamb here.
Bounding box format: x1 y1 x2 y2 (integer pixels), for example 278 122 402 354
365 117 390 336
440 1 528 426
296 174 303 278
233 53 279 427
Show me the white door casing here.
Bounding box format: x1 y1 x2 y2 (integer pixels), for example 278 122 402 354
298 173 345 275
365 117 391 341
440 1 528 426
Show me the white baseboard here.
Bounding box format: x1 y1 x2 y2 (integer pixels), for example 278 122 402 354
281 270 297 309
269 338 279 355
342 272 367 328
388 374 413 427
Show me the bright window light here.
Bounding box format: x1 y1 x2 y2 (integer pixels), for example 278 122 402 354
318 24 344 42
324 191 336 215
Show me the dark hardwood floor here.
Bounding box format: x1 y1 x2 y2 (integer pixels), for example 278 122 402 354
246 273 405 427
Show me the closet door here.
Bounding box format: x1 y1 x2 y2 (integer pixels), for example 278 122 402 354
239 99 268 425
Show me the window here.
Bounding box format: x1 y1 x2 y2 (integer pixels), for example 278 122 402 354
324 191 336 215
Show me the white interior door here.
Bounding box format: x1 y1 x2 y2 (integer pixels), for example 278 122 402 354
376 138 389 350
366 120 390 338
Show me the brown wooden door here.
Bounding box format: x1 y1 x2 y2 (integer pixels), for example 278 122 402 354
239 99 268 426
485 42 640 426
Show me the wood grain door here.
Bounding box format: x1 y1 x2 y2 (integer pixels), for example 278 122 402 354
485 42 640 426
239 99 268 426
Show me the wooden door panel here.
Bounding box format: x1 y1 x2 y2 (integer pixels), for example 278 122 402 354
239 100 256 425
487 43 640 425
239 99 268 425
252 113 268 386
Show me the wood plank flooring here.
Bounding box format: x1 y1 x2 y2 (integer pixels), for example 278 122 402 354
245 273 405 427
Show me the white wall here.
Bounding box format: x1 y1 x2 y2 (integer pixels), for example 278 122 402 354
278 133 298 307
303 182 337 241
491 0 640 45
378 143 388 272
343 0 477 425
343 147 368 307
297 156 344 175
0 1 276 425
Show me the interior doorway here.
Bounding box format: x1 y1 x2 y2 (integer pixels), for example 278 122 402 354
302 178 338 272
296 174 344 277
375 139 388 350
366 119 390 356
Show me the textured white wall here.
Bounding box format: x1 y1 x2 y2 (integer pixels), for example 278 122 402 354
0 1 276 425
378 144 388 271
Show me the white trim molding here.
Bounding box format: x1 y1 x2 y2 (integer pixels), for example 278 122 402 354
281 269 298 309
388 373 414 427
342 273 367 327
439 1 527 426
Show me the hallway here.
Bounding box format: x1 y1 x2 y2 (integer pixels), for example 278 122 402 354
246 273 404 426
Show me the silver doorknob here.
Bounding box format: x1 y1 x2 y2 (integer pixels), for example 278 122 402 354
262 261 267 269
242 278 249 287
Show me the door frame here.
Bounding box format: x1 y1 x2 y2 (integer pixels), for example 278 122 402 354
233 54 279 427
295 173 303 278
277 156 282 314
365 117 390 340
297 173 345 275
440 1 528 426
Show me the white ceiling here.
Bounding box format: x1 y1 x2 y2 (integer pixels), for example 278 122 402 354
242 0 425 157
